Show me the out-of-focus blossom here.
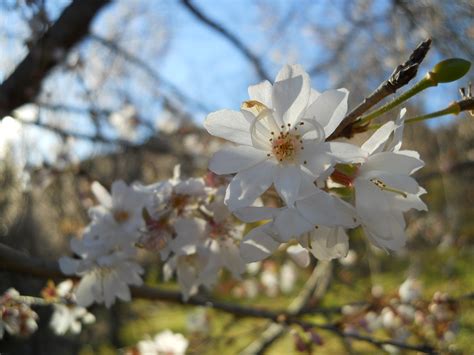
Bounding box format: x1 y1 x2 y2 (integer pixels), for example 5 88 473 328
136 329 189 355
109 105 140 141
44 280 96 335
280 262 297 294
399 278 422 303
0 288 38 339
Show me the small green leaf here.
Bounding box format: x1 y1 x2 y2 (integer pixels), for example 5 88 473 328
430 58 471 83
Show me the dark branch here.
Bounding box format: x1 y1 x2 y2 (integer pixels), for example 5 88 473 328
180 0 270 81
328 38 432 140
0 0 111 119
0 242 436 353
14 115 170 154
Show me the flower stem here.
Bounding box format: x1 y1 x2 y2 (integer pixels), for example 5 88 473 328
367 102 462 130
356 76 437 126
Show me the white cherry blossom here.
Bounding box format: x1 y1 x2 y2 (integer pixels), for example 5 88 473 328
205 64 364 210
90 180 147 236
353 109 427 251
50 304 95 335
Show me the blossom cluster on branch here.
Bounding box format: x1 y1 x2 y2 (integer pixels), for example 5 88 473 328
54 64 431 308
206 65 427 264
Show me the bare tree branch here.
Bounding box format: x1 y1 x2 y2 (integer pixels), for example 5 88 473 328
0 242 436 353
89 33 212 113
0 0 111 119
14 114 170 154
180 0 270 81
328 38 431 140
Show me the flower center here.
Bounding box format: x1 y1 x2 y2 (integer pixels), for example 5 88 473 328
113 210 130 223
272 133 301 162
269 124 306 162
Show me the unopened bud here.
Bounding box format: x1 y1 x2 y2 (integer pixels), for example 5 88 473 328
429 58 471 84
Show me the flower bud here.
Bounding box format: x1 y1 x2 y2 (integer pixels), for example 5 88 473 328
429 58 471 84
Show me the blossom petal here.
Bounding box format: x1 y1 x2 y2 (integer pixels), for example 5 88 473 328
386 108 407 152
91 181 112 209
304 89 349 137
355 179 407 250
240 224 280 263
272 64 310 126
204 109 252 145
75 273 97 308
328 142 367 163
287 244 310 267
361 121 395 154
59 257 80 275
274 165 302 207
233 206 277 223
209 145 268 175
225 160 276 211
296 190 358 228
301 227 349 261
298 143 333 179
362 151 424 176
248 80 273 107
274 207 314 241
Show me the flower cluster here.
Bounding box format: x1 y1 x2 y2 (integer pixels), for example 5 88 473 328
137 166 247 300
59 180 147 308
0 288 38 339
340 279 460 352
204 64 427 264
59 166 248 304
42 280 95 335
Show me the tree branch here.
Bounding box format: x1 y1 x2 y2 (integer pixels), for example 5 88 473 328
328 38 432 140
0 0 111 119
12 114 169 154
180 0 270 81
0 242 436 353
89 33 212 114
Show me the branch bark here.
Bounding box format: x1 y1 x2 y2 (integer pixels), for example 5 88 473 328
328 38 432 140
0 0 111 119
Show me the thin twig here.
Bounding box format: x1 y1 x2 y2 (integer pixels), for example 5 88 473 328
328 38 432 140
13 114 169 153
89 33 212 113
